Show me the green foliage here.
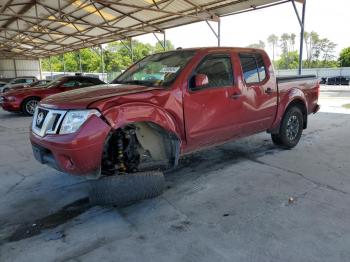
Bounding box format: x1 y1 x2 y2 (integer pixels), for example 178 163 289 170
246 40 265 49
41 39 174 73
338 47 350 67
276 51 299 69
264 31 338 69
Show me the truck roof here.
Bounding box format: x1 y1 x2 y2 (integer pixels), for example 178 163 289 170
170 46 266 53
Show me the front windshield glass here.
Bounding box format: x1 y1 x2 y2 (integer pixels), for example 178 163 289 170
112 50 196 87
44 78 65 88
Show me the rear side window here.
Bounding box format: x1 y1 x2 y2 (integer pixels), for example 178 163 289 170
239 53 267 84
78 79 97 87
62 80 77 87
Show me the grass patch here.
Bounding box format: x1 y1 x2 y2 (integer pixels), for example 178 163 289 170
342 104 350 109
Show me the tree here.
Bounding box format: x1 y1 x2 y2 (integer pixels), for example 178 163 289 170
276 51 299 69
154 40 174 52
41 39 175 73
267 34 278 62
290 33 296 51
303 31 336 68
339 47 350 67
246 40 265 49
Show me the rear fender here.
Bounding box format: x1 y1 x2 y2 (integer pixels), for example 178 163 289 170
268 88 308 134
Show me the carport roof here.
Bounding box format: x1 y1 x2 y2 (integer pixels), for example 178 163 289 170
0 0 301 59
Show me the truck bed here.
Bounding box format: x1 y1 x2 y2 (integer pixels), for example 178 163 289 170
276 75 317 83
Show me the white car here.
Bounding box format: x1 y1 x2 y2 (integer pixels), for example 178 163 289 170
1 77 37 93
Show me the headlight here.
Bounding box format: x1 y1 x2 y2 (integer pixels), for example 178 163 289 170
59 109 101 134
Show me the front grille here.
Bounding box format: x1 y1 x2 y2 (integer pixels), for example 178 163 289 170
32 106 66 137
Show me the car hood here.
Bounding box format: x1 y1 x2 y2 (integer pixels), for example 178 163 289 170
3 87 48 96
41 84 162 110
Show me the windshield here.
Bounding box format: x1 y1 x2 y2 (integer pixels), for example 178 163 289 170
44 78 64 88
112 50 196 87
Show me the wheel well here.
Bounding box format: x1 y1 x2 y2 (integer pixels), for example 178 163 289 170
286 99 307 129
21 96 41 108
102 122 181 175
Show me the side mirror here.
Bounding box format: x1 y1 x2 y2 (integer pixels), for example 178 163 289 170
195 74 209 88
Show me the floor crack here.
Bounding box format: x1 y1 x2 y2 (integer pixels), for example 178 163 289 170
245 156 350 196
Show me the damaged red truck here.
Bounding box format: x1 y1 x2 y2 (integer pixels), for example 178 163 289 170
30 47 320 180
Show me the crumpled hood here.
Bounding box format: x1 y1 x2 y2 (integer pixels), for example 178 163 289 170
41 84 162 110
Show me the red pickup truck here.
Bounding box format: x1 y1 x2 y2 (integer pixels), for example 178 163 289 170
30 47 319 180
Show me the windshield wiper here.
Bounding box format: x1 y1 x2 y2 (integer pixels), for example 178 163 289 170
119 80 155 87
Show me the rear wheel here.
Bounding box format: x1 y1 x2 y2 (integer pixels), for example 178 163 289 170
22 97 39 116
3 88 9 93
271 106 304 149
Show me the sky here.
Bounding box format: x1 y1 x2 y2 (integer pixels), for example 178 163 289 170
134 0 350 59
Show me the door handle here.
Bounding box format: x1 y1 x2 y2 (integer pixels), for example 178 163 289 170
230 92 242 100
265 87 273 94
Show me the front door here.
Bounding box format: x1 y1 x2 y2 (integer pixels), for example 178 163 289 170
183 53 241 151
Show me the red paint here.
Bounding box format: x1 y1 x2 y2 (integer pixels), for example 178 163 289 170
0 76 104 112
29 47 319 176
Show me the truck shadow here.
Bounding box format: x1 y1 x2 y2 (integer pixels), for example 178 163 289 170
2 134 282 244
166 134 283 185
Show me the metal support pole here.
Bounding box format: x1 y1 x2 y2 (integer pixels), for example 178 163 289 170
38 58 43 80
153 32 165 51
62 54 66 75
163 31 166 51
100 45 105 81
49 56 53 79
13 59 17 77
79 50 82 73
218 19 221 47
298 0 306 75
205 20 220 47
130 38 133 62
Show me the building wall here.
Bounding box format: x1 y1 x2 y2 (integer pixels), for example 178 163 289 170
0 59 41 79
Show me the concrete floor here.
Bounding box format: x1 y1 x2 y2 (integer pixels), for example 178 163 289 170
1 87 350 262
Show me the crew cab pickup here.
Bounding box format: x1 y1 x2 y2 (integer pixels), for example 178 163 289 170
30 47 320 178
0 76 104 115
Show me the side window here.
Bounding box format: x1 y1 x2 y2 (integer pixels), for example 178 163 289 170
15 79 26 83
26 79 34 83
239 53 267 84
78 79 95 87
256 55 267 81
62 80 77 87
191 55 233 89
239 55 259 84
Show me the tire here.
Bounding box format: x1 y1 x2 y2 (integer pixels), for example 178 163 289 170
271 134 283 145
271 106 304 149
22 97 39 116
3 88 9 93
89 171 165 206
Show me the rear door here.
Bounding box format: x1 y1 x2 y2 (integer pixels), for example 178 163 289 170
183 53 240 149
238 53 277 133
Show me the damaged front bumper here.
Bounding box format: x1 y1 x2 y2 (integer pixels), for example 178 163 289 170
30 115 111 177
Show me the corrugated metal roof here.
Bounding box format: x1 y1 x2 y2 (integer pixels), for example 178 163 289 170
0 0 291 59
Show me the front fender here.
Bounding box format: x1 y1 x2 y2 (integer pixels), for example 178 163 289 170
270 87 308 132
102 102 181 138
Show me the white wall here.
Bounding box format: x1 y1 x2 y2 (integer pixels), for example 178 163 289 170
0 59 41 79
